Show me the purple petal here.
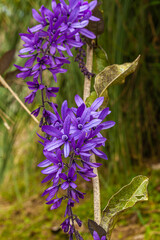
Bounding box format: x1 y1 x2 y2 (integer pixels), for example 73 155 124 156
41 173 55 183
32 63 40 71
89 16 100 21
46 187 59 201
31 107 40 117
61 100 68 120
41 165 58 174
64 142 70 158
45 139 64 151
43 151 56 161
101 236 106 240
83 119 102 130
38 159 52 167
91 97 104 111
65 44 73 56
18 54 34 58
59 173 68 180
70 182 77 189
83 161 102 168
92 148 108 160
68 167 75 178
101 121 115 129
75 95 84 107
19 47 33 53
32 9 44 22
80 4 89 12
77 132 86 147
29 24 43 32
89 0 97 10
77 103 85 117
25 91 36 104
68 6 79 22
67 39 83 48
24 56 36 67
57 45 66 51
21 36 32 44
42 125 62 138
93 231 100 240
14 64 29 71
52 0 57 11
61 182 69 190
79 28 96 39
50 46 56 55
64 115 71 135
98 108 110 120
80 108 91 125
72 20 89 28
50 198 63 210
81 142 96 151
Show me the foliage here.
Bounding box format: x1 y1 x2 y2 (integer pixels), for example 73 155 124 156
100 175 149 239
94 56 140 109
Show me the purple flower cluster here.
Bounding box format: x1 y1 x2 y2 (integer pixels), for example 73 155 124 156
15 0 99 117
14 1 115 239
38 95 115 238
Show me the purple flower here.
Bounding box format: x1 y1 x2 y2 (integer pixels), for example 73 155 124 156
42 108 58 125
77 168 97 181
40 149 64 178
31 107 41 117
42 115 71 157
64 199 75 217
70 189 85 203
46 87 59 99
60 167 77 190
14 64 32 80
61 218 70 233
37 93 115 239
26 78 44 91
70 105 102 140
15 0 100 112
42 185 59 201
93 231 106 240
75 217 82 227
24 91 36 104
71 132 96 157
47 197 63 210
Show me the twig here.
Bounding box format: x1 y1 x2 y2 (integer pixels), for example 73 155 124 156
0 108 14 124
0 114 10 130
90 155 101 224
83 44 101 224
0 75 39 124
83 45 93 102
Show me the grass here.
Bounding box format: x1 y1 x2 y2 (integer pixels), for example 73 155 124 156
0 166 160 240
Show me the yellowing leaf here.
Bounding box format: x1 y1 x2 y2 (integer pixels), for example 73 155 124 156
100 175 149 240
94 55 140 109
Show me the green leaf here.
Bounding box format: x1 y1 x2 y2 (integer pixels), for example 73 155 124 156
85 91 97 107
94 55 140 109
100 175 149 240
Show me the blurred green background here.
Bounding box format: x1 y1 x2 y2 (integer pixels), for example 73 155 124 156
0 0 160 239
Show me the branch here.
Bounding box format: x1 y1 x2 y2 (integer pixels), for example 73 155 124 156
83 44 93 101
0 75 39 124
83 44 101 224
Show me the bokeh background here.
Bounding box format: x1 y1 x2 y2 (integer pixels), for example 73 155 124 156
0 0 160 239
